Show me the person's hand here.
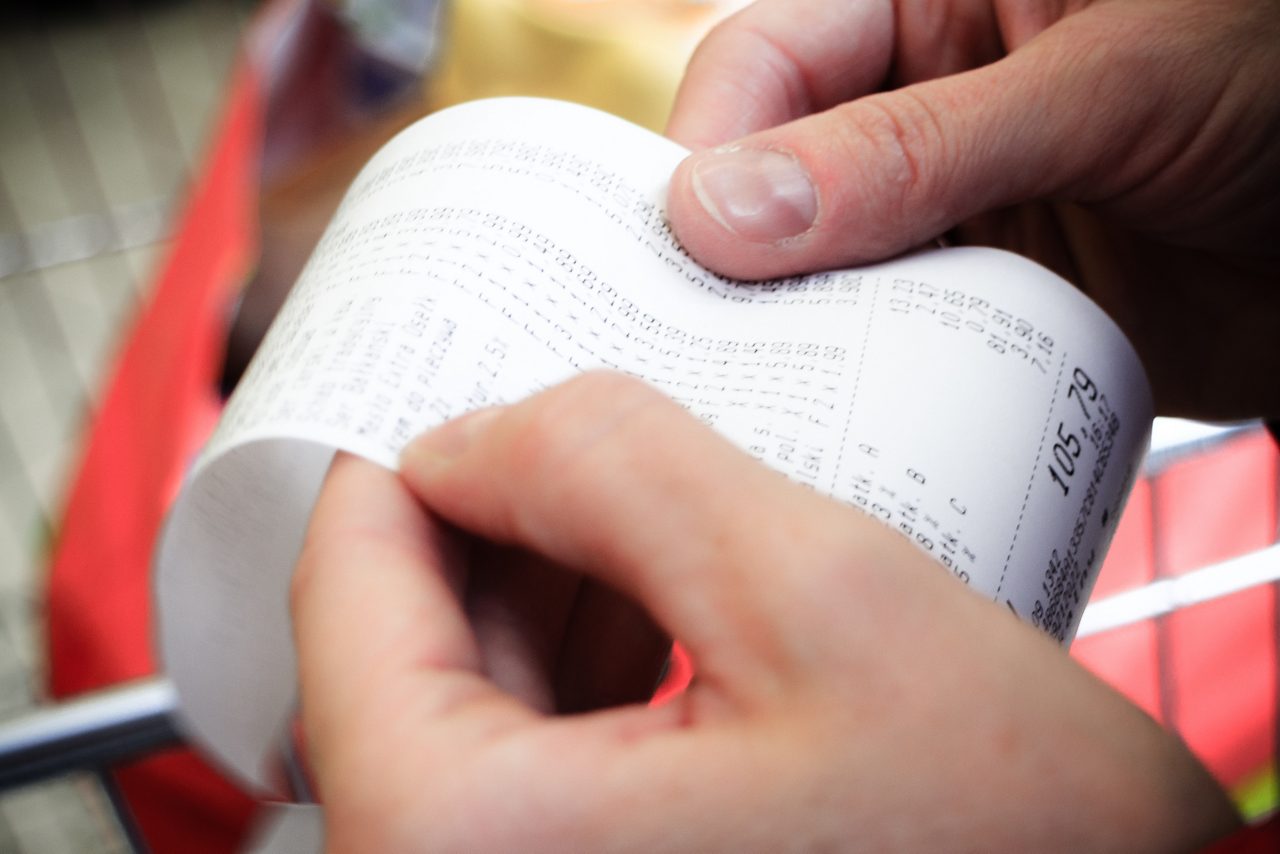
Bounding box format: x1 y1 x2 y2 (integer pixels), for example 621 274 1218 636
292 372 1237 852
665 0 1280 420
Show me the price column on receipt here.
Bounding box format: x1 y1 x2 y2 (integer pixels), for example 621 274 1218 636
817 253 1151 643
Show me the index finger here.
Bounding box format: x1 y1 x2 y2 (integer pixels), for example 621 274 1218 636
666 0 894 148
290 455 533 794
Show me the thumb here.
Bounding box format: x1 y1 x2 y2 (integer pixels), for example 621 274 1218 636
665 29 1149 280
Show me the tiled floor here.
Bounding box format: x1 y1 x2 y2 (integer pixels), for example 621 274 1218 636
0 2 251 849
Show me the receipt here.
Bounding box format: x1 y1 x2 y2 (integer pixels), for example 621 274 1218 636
155 98 1153 791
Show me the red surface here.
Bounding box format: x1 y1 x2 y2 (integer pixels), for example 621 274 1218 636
652 643 694 706
1151 432 1278 790
1167 589 1277 787
44 57 263 853
1073 431 1280 798
1090 477 1155 599
1205 812 1280 853
1155 432 1278 576
1073 620 1164 723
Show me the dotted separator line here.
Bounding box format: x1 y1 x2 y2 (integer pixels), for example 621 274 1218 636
996 349 1068 598
830 277 877 497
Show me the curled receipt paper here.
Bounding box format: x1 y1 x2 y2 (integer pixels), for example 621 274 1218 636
155 98 1154 791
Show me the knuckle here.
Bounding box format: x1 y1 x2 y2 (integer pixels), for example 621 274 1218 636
502 372 667 520
830 91 949 223
723 21 813 115
560 369 658 408
511 373 658 465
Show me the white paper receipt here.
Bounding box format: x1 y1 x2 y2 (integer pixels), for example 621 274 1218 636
154 98 1153 791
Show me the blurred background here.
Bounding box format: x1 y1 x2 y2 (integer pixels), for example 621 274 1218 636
1 2 252 849
0 2 741 849
1 1 1276 851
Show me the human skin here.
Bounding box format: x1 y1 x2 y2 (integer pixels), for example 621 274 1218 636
664 0 1280 420
292 373 1238 852
291 2 1277 848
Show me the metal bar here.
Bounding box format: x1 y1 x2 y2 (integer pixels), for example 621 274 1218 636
1144 418 1256 476
1077 543 1280 638
97 768 149 854
280 722 315 804
0 677 183 791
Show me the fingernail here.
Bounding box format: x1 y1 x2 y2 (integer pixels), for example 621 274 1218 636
400 407 500 477
690 147 818 243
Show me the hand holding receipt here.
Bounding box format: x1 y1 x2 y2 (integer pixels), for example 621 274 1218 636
156 98 1152 788
271 0 1280 846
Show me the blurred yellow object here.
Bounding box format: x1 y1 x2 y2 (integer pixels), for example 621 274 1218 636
427 0 738 131
229 0 743 385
